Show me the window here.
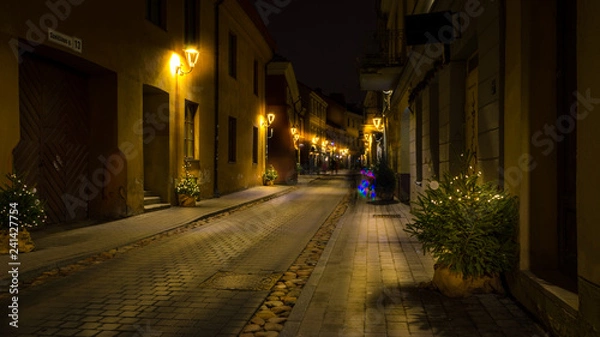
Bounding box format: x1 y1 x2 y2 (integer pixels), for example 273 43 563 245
228 32 237 78
228 116 237 162
416 97 423 182
184 0 199 45
252 126 258 164
184 101 198 159
146 0 166 29
253 60 259 95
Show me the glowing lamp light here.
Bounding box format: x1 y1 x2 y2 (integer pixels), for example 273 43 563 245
294 133 300 141
372 117 382 129
185 48 199 67
291 127 297 135
170 53 181 75
177 48 199 76
267 113 275 126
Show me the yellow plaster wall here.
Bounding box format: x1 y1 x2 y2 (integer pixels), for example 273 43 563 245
117 76 144 216
577 0 600 293
0 0 223 215
0 31 20 184
503 0 531 270
217 1 273 194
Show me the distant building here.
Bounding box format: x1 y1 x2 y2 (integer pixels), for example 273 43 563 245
344 105 364 169
298 82 328 174
0 0 275 223
265 55 302 184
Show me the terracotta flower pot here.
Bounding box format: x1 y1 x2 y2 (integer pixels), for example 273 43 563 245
178 194 196 207
432 265 504 298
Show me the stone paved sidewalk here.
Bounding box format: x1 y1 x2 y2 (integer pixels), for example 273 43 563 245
0 183 293 284
281 196 548 337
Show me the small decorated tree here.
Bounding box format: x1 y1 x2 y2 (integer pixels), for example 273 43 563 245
262 165 278 185
404 154 518 297
175 161 200 206
0 173 46 253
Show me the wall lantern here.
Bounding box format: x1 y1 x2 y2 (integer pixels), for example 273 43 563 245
372 117 383 130
267 112 275 126
177 48 199 76
291 126 297 135
263 112 275 139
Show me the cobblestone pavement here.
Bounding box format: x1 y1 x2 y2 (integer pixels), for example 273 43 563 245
0 177 349 337
281 195 549 337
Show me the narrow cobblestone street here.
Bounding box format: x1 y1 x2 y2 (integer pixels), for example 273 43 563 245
0 174 548 337
0 178 349 337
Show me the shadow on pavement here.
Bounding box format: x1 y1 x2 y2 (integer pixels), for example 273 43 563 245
365 284 548 337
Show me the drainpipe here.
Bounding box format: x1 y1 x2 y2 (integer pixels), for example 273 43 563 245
213 0 224 198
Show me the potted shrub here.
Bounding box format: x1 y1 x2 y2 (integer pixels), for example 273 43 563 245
404 156 518 297
175 162 200 206
373 159 396 201
263 165 278 186
0 173 46 253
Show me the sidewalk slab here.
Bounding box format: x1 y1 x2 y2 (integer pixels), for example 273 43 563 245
281 197 548 337
1 184 294 283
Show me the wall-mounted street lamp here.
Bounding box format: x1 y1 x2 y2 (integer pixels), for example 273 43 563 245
176 48 200 76
373 115 386 161
263 112 275 138
291 127 300 165
267 112 275 126
264 112 275 165
372 117 383 130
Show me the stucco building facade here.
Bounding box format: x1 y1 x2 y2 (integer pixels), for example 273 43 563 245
265 56 303 184
360 0 600 335
298 82 328 174
0 0 274 224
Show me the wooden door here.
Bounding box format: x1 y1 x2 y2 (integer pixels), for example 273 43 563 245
15 54 89 224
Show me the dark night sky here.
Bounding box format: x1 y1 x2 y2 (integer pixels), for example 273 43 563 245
264 0 378 105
